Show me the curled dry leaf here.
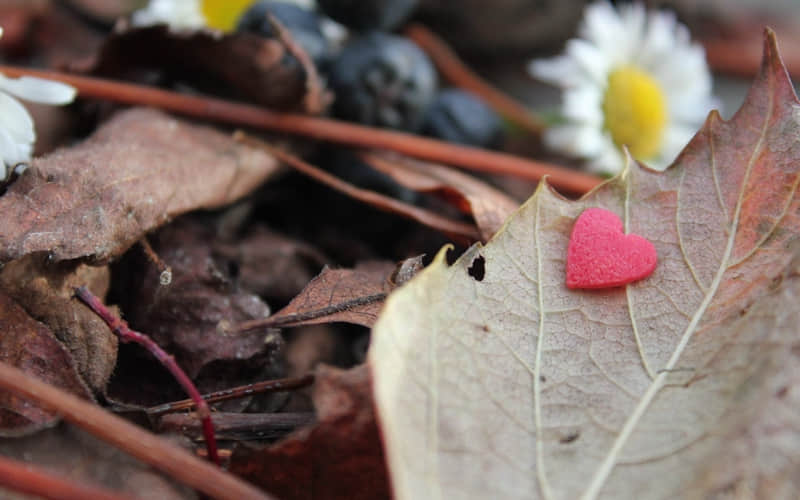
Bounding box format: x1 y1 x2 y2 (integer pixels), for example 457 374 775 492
0 108 280 264
230 364 389 500
0 256 115 392
361 151 520 240
236 256 424 331
370 31 800 499
0 291 93 437
80 24 307 110
0 424 195 499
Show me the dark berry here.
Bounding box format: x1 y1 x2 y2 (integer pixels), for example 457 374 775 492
328 32 437 131
317 0 419 32
422 89 503 148
236 1 330 67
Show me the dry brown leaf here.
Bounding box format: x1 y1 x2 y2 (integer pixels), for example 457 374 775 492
212 225 329 305
229 364 389 500
0 256 115 392
114 218 284 385
240 256 424 330
0 108 280 264
370 31 800 499
361 151 520 240
0 291 93 436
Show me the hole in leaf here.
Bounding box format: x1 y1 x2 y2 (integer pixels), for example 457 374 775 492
468 255 485 281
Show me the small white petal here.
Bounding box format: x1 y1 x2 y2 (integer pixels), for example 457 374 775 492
580 1 624 54
0 74 76 105
132 0 207 30
587 139 625 174
528 56 583 87
0 92 35 146
564 39 610 86
562 86 603 125
544 124 606 157
0 126 30 176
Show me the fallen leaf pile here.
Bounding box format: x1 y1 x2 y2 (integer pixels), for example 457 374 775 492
0 2 799 499
370 32 800 499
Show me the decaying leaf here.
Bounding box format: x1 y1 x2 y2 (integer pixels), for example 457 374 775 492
212 225 329 305
81 24 307 110
0 107 280 264
370 31 800 499
361 151 520 240
113 218 284 387
230 364 390 500
239 256 424 330
0 291 93 436
0 256 116 392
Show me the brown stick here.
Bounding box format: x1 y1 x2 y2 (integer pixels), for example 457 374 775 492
147 373 316 416
0 361 272 500
0 65 602 195
0 455 138 500
238 134 482 241
405 23 545 136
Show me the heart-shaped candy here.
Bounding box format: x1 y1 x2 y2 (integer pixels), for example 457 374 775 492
566 208 657 289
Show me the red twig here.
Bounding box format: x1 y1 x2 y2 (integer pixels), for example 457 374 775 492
0 361 271 499
0 455 138 500
0 65 602 195
74 286 219 466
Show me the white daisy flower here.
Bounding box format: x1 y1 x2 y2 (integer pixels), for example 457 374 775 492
132 0 208 31
529 1 716 174
0 28 77 181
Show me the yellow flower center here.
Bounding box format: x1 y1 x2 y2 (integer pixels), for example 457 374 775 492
602 65 667 160
202 0 256 31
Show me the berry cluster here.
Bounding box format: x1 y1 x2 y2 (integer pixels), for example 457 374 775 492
236 0 503 148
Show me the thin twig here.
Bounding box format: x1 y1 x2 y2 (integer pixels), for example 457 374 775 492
0 455 138 500
139 237 172 286
0 361 272 500
147 373 316 416
73 286 219 466
265 11 330 114
405 23 545 136
0 65 602 195
237 133 482 242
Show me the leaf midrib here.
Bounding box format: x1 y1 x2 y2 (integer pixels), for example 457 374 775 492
579 82 774 499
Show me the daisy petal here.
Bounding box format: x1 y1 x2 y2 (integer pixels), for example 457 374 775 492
0 74 76 105
0 92 35 146
544 124 606 157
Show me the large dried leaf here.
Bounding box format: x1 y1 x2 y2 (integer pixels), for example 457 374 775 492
370 31 800 499
0 107 279 263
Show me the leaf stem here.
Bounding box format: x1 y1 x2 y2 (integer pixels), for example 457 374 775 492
0 361 271 500
73 286 220 466
0 65 602 195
